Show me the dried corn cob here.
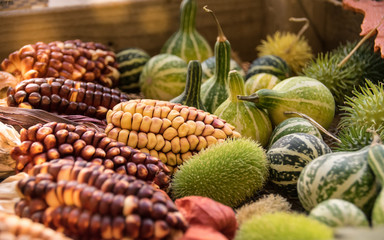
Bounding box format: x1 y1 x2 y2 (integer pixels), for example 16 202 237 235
11 122 170 188
0 211 71 240
7 78 130 119
15 160 187 240
1 39 120 88
105 99 241 173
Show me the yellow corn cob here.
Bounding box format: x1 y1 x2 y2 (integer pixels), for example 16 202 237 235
105 99 241 173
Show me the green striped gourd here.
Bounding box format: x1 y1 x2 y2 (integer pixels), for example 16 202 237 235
214 70 272 147
267 133 331 197
246 55 292 80
161 0 213 62
297 147 378 214
200 7 231 113
268 117 322 148
170 60 206 111
367 135 384 226
238 76 335 129
201 56 244 82
309 199 369 228
245 73 280 95
139 53 187 100
116 48 150 91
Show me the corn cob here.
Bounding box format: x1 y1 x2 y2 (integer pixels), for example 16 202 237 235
15 160 187 240
0 211 71 240
6 78 130 119
105 99 241 173
11 122 170 188
1 39 120 88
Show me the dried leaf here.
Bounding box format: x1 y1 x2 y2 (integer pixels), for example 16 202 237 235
0 173 28 214
175 196 237 240
180 225 228 240
0 106 102 132
343 0 384 57
0 121 20 179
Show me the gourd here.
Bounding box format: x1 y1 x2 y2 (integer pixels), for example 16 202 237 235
246 55 292 80
297 146 378 215
170 60 206 111
245 73 280 95
309 199 369 228
367 133 384 226
200 7 231 113
214 70 272 147
268 117 322 148
238 76 335 129
116 48 150 92
161 0 213 62
267 133 331 197
138 53 187 101
201 56 244 82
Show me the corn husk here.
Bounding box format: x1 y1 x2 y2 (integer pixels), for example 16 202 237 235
0 172 27 213
0 121 20 179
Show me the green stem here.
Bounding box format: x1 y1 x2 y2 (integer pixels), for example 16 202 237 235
228 70 245 102
237 93 260 103
180 0 196 33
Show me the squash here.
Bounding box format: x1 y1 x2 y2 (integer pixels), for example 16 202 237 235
139 53 187 101
267 133 331 197
200 7 231 113
170 60 206 111
367 134 384 226
238 76 335 129
268 117 322 148
201 56 244 82
161 0 213 62
309 199 369 228
245 73 280 95
214 70 272 147
116 48 150 92
297 146 378 215
246 55 292 80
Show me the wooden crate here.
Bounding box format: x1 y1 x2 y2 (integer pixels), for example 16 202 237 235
0 0 363 63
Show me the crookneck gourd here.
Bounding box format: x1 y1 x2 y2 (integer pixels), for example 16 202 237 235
160 0 213 62
170 60 206 111
214 70 272 147
200 6 231 114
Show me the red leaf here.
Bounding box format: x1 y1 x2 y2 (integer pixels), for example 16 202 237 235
343 0 384 57
175 196 238 240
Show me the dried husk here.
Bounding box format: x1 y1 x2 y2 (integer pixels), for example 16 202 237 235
0 173 28 213
0 121 21 178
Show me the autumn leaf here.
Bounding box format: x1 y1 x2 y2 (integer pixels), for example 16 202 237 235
343 0 384 57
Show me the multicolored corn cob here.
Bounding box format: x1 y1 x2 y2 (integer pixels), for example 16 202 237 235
7 78 130 119
11 122 170 188
0 211 71 240
1 40 120 88
105 99 241 173
15 159 187 240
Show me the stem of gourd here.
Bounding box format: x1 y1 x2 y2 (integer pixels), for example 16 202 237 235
203 6 227 42
337 16 384 68
284 111 341 143
367 128 382 146
285 17 309 54
237 93 260 103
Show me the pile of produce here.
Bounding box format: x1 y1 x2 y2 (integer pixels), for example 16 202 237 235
1 0 384 239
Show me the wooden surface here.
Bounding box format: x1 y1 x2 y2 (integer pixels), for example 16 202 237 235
0 0 363 63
